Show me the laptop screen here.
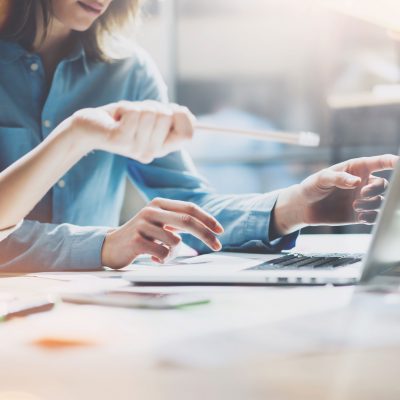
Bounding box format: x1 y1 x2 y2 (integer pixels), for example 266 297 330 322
361 157 400 282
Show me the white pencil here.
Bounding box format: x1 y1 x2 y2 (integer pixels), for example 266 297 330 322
195 123 321 147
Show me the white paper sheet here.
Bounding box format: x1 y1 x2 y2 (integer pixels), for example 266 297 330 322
127 253 266 274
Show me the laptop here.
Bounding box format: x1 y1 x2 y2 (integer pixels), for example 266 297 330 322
124 158 400 286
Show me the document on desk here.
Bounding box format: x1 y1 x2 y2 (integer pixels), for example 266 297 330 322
128 254 263 274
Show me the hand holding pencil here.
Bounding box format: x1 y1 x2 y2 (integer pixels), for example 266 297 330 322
76 101 320 172
98 101 320 167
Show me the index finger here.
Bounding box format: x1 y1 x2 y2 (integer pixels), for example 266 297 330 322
364 154 398 173
171 103 196 125
100 101 144 120
170 104 196 139
150 198 224 234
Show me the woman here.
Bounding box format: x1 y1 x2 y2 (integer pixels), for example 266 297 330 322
0 0 394 271
0 0 228 269
0 101 224 264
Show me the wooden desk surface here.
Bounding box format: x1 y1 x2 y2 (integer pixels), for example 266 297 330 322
1 234 399 400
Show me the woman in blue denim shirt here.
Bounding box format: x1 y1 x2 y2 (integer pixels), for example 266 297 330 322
0 100 224 256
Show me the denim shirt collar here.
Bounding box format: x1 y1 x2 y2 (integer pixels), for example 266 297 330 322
0 40 26 64
0 39 90 73
64 40 90 74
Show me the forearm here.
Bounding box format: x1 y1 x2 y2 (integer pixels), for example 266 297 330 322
129 152 301 253
0 121 88 229
171 190 299 253
187 186 306 249
0 220 108 272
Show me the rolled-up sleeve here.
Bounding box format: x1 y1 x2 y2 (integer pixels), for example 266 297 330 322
0 220 109 272
128 152 299 254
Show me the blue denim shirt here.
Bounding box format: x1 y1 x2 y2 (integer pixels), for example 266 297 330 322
0 39 297 271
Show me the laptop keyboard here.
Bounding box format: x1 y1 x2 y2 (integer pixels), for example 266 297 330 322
247 254 363 271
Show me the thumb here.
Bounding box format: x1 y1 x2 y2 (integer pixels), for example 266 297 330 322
101 101 146 121
100 102 125 121
89 107 120 133
318 170 361 190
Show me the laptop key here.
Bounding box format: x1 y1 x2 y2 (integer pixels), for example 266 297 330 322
312 257 341 268
250 257 331 270
285 257 327 268
279 256 312 267
246 255 362 271
312 257 361 268
330 257 361 267
267 254 299 265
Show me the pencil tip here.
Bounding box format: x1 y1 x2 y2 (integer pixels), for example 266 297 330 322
299 132 320 147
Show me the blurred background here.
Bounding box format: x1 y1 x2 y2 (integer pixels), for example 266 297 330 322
126 0 400 234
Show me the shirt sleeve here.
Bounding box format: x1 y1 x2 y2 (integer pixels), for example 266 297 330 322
128 152 299 254
133 47 169 103
127 50 299 254
0 221 23 242
0 220 109 272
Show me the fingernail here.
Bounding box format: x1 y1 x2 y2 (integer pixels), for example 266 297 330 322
213 240 222 251
361 189 371 197
215 224 224 234
346 177 359 185
358 214 367 223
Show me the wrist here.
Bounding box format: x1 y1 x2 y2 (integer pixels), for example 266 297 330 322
101 229 114 267
51 117 93 160
69 109 119 155
273 184 307 236
101 228 124 269
67 115 99 156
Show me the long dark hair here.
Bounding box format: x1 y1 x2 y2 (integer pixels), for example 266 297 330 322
0 0 141 61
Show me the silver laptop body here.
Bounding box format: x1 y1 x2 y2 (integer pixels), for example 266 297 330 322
125 159 400 286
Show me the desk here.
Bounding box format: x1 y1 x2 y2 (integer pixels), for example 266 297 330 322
0 234 399 400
